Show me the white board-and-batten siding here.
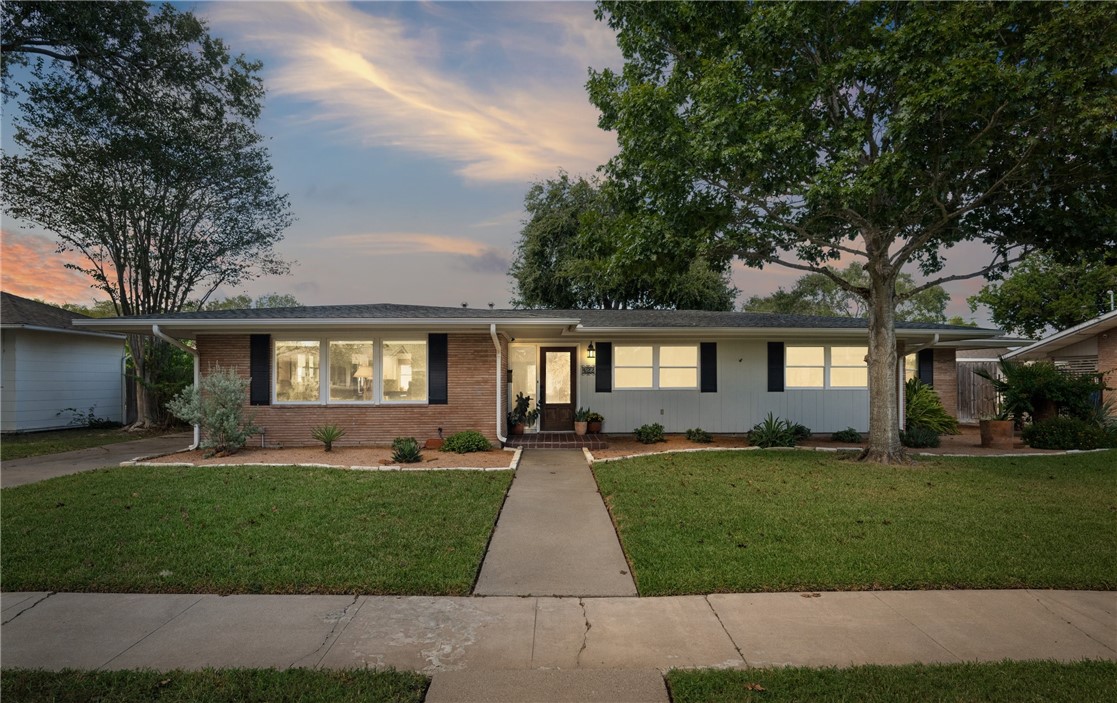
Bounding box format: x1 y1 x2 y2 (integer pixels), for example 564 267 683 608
577 339 869 434
1 329 125 432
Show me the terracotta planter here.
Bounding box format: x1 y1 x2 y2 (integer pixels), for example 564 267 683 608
574 421 588 436
979 419 1014 449
423 438 444 450
510 423 525 436
587 421 602 434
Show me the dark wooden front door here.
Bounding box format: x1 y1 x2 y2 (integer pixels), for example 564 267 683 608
539 347 575 431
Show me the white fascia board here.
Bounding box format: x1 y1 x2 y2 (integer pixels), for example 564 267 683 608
1003 309 1117 360
567 325 1000 341
71 317 580 336
0 324 126 340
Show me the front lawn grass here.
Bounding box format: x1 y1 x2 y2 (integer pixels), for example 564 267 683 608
667 660 1117 703
1 465 512 595
593 450 1116 595
1 668 427 703
1 426 177 461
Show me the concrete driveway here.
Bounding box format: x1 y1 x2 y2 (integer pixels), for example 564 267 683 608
1 432 193 488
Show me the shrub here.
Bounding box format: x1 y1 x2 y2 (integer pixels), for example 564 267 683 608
905 378 960 434
634 423 666 444
1022 416 1117 450
790 422 812 442
975 360 1108 423
56 404 120 429
311 424 346 452
685 428 712 443
391 436 423 463
442 430 492 453
747 412 797 448
166 363 259 457
901 423 940 448
831 427 863 443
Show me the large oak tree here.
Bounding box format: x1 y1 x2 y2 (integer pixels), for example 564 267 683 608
3 1 293 427
589 1 1115 462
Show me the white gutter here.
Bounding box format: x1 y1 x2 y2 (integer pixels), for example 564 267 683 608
153 324 200 450
0 324 126 340
489 323 507 445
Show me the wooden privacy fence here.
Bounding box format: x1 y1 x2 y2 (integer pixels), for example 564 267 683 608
957 360 1001 423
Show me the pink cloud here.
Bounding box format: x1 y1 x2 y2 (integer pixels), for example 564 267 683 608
0 230 105 305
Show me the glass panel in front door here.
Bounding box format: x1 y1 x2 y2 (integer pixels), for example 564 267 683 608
545 351 571 403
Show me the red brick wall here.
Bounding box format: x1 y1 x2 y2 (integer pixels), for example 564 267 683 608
1098 330 1117 415
933 348 959 418
196 333 504 447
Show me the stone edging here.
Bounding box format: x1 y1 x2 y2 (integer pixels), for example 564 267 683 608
586 445 1109 463
121 446 522 473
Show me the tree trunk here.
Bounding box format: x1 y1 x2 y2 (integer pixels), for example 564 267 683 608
127 334 156 430
860 272 907 463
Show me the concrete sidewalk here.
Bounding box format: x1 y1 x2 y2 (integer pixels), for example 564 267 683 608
473 450 636 597
1 432 192 488
3 590 1113 674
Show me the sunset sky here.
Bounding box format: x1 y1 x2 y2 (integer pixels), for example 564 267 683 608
1 1 988 321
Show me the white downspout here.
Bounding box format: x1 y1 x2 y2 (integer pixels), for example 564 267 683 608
490 323 507 445
153 324 200 450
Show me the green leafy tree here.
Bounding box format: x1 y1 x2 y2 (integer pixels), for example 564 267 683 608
968 252 1117 338
203 293 301 311
589 1 1115 462
509 172 737 310
2 2 293 428
744 263 950 323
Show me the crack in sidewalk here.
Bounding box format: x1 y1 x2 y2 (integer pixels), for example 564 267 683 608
576 598 591 667
2 592 55 625
1028 590 1116 654
298 595 364 669
704 595 748 667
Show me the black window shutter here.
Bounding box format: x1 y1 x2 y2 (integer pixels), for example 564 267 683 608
595 342 612 393
917 348 934 386
249 334 271 405
429 333 448 404
700 342 717 393
767 342 785 392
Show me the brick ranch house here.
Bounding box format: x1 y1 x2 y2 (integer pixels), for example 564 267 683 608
76 304 1014 448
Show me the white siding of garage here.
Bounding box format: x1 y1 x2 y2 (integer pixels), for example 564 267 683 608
1 329 125 432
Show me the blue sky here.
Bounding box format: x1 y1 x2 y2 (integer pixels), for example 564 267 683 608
1 1 987 320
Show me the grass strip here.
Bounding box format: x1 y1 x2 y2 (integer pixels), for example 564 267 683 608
594 450 1117 595
1 668 427 703
1 427 176 461
667 660 1117 703
1 465 512 595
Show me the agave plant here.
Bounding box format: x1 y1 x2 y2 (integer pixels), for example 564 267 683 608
311 424 346 452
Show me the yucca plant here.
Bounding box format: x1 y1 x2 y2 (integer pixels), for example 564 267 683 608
391 436 422 463
311 424 346 452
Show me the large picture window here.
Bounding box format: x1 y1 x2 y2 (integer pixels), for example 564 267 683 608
614 344 699 390
786 345 867 389
273 338 428 404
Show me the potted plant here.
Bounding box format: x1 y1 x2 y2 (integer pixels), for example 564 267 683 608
573 406 591 436
586 411 604 434
507 392 540 435
978 403 1014 449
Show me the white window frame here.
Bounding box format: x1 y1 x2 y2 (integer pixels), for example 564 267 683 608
613 343 700 390
785 345 868 390
272 337 429 406
828 346 869 388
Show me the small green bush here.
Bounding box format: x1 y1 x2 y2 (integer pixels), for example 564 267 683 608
831 427 863 443
442 430 492 453
166 363 259 457
311 424 346 451
391 436 423 463
901 423 941 448
1022 416 1117 450
905 378 960 434
747 412 797 448
685 428 713 443
634 423 666 444
790 422 812 442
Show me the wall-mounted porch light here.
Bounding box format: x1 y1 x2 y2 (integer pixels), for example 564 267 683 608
587 342 596 361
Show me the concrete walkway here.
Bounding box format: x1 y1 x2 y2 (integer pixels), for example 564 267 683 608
1 432 192 488
473 450 637 597
3 590 1113 675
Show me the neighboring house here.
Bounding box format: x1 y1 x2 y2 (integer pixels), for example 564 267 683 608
1 292 126 432
1003 309 1117 409
75 304 1010 446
